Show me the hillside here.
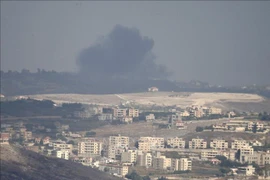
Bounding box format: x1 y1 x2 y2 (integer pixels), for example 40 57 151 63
1 70 270 98
0 144 120 180
27 92 270 112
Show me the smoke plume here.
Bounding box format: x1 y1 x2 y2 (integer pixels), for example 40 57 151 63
77 25 171 79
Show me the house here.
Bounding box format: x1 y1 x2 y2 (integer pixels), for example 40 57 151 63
148 87 159 92
236 165 255 176
52 150 69 160
0 133 10 144
145 114 155 121
42 136 50 145
99 164 129 177
121 116 133 124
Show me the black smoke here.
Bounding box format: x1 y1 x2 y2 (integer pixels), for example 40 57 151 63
77 25 171 80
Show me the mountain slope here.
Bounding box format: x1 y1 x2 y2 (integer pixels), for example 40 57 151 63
0 144 120 180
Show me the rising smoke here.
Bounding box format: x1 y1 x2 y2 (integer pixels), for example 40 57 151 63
77 25 171 80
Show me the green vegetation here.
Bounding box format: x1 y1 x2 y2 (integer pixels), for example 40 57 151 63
164 151 182 159
258 112 270 121
0 99 84 117
219 167 231 175
216 155 244 168
125 171 151 180
173 170 190 174
195 126 204 132
195 125 213 132
85 131 96 137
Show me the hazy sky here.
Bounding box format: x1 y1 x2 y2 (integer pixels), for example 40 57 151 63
1 1 270 86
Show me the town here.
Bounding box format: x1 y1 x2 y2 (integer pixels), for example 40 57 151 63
1 96 270 180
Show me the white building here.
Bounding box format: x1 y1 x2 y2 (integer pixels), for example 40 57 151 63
52 150 69 160
171 158 192 171
148 87 159 92
237 165 255 176
189 138 207 149
98 113 113 121
127 109 139 118
78 138 103 157
145 114 155 121
210 139 228 150
167 137 185 148
137 152 152 167
121 149 141 163
231 139 249 150
99 164 129 177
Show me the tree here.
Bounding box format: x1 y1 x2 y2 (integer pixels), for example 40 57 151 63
142 176 151 180
85 131 96 137
125 171 143 180
252 123 257 133
235 149 240 161
196 126 204 132
104 167 110 172
67 140 75 145
220 167 231 175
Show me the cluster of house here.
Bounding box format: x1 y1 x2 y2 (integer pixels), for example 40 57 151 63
1 120 269 178
180 105 224 118
209 119 270 133
74 106 140 124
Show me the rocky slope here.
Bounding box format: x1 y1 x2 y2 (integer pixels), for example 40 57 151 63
0 144 120 180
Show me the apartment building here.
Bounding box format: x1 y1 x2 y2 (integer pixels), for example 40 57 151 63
171 158 192 171
121 150 141 163
53 142 73 153
113 108 127 118
231 139 249 150
70 156 92 166
247 122 264 131
201 149 220 159
240 151 270 165
210 139 228 150
189 138 207 149
52 150 69 160
239 146 254 159
152 156 171 170
167 137 185 148
138 137 165 152
21 131 32 141
108 146 126 159
127 109 139 118
108 135 129 159
109 135 129 148
137 152 152 167
78 138 103 157
138 141 151 152
209 107 222 115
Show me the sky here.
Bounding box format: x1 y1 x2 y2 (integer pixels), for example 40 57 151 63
1 1 270 86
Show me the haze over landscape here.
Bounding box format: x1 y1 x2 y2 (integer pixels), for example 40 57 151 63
1 2 270 180
1 1 270 86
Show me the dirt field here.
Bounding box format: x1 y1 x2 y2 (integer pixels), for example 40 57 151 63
26 92 267 111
